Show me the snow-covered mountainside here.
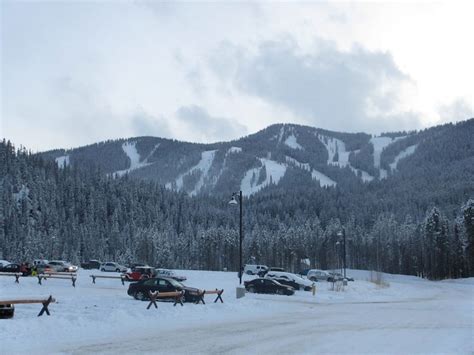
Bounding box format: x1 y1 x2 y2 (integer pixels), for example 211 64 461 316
41 122 467 196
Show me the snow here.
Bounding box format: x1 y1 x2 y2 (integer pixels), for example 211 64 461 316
166 150 217 196
311 169 337 188
285 156 310 171
370 136 406 178
317 134 374 182
227 146 242 154
389 144 418 171
55 155 70 168
113 141 159 177
1 269 472 354
241 158 286 196
370 136 394 168
285 156 337 188
284 134 303 150
277 126 285 143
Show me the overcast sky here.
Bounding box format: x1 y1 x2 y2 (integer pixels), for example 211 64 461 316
1 1 473 151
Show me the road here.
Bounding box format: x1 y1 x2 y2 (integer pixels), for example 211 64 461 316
68 281 473 354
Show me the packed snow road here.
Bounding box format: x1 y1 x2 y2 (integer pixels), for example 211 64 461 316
1 270 473 354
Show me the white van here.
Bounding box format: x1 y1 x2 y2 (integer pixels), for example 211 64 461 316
243 264 268 275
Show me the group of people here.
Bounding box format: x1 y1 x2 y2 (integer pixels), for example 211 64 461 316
19 262 42 276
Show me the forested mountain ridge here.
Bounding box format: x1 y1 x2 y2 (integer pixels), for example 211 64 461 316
41 120 474 197
1 119 473 280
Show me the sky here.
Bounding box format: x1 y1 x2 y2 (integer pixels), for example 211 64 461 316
1 1 473 152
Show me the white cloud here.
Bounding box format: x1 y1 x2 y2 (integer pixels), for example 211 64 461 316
1 1 473 151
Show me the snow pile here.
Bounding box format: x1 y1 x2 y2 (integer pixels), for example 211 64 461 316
55 155 70 168
241 158 286 196
284 134 303 150
389 144 418 171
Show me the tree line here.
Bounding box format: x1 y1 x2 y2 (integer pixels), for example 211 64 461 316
1 139 473 280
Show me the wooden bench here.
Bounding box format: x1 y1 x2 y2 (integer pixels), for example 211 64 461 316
0 272 22 283
38 274 77 287
147 291 184 309
90 274 126 286
194 289 224 304
40 271 77 277
0 295 55 317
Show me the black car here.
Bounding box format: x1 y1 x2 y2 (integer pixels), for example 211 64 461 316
80 260 101 270
0 263 21 273
127 277 201 302
0 304 14 319
244 278 295 295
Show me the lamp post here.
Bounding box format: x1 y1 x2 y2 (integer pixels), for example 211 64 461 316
229 191 243 285
337 228 347 279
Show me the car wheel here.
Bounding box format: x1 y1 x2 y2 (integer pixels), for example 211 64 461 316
309 276 316 282
116 268 120 272
135 291 146 301
276 288 284 295
101 268 105 272
246 270 252 275
247 286 256 293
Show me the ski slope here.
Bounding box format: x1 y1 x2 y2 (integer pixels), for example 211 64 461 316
390 144 418 171
113 141 159 177
1 270 472 354
55 155 70 168
317 134 374 182
166 150 217 195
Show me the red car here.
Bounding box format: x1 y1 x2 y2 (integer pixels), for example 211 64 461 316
124 266 156 281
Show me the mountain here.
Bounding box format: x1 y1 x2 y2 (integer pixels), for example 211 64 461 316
1 119 473 280
40 119 474 199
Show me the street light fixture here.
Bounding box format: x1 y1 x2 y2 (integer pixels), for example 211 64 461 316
229 191 243 285
337 229 347 279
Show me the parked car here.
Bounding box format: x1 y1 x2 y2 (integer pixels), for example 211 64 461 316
244 278 295 295
329 272 355 282
265 271 314 291
155 268 187 282
257 266 285 277
80 260 101 270
124 266 156 281
298 268 311 277
0 304 14 319
0 263 21 273
33 259 48 267
0 260 11 267
243 264 268 275
127 277 201 302
100 262 128 273
307 269 334 282
47 260 78 273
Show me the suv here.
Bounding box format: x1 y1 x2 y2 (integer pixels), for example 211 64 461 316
243 264 268 275
307 269 334 282
80 260 101 270
48 260 78 273
100 262 128 273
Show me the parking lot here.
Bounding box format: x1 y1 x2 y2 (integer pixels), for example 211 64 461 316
1 269 473 354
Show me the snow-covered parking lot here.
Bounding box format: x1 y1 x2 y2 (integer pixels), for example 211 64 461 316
1 269 473 354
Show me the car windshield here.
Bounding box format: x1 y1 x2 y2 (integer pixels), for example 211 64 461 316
167 278 183 288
